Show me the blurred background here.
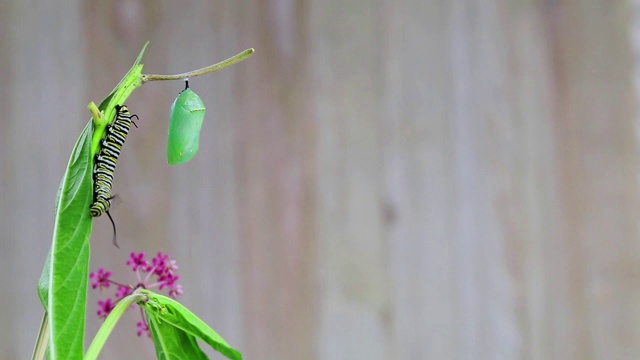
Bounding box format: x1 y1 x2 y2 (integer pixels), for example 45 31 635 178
2 0 640 359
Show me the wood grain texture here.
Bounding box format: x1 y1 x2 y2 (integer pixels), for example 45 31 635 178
232 1 317 359
1 0 88 358
2 0 640 359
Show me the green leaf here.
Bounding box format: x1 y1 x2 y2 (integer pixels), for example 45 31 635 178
91 42 149 156
140 290 242 360
85 292 147 360
42 121 94 359
37 42 150 360
37 177 66 308
148 316 209 360
97 41 149 110
37 250 51 308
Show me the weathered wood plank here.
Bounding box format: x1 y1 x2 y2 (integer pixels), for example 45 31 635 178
234 1 317 359
3 0 640 359
1 0 87 358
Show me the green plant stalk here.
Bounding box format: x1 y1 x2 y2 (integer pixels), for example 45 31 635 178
84 292 147 360
141 48 254 83
31 313 49 360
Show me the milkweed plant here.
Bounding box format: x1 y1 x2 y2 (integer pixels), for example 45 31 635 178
32 42 254 360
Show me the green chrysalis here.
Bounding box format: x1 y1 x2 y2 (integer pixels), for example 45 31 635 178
167 80 206 165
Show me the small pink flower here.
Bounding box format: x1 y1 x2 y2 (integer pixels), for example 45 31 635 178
168 284 184 299
158 273 181 290
115 285 133 299
136 320 151 337
126 252 148 271
90 250 184 336
166 260 179 274
89 268 112 290
147 251 171 275
97 298 115 319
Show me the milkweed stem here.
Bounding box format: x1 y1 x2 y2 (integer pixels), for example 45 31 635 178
141 48 254 83
85 291 147 360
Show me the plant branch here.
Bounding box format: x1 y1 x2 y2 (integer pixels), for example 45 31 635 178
141 48 254 83
31 313 49 360
85 292 147 360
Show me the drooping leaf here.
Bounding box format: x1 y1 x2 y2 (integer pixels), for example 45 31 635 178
140 290 242 360
148 316 209 360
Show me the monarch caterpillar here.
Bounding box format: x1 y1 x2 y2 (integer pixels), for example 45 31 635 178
167 80 206 165
90 104 139 247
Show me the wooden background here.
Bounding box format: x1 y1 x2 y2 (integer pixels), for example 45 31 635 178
1 0 640 359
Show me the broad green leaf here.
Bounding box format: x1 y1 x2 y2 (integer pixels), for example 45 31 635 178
37 250 51 308
91 42 149 156
97 41 148 110
44 121 94 359
37 177 65 307
140 290 242 360
37 42 150 360
148 316 209 360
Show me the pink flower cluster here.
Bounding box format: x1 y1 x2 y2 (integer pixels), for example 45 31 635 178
89 251 184 337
